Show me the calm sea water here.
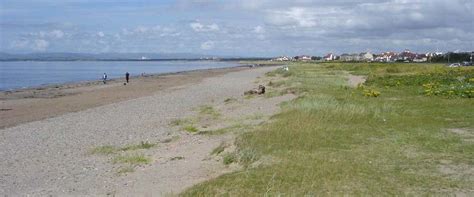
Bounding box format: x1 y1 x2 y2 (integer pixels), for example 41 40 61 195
0 61 241 91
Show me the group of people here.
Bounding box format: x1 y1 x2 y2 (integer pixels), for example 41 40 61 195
102 72 130 84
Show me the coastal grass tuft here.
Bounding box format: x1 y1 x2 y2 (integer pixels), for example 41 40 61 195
170 156 185 161
224 97 238 104
120 141 156 151
222 153 237 165
182 62 474 196
198 105 221 119
211 142 227 155
112 154 151 165
90 145 117 155
91 141 156 155
183 125 199 133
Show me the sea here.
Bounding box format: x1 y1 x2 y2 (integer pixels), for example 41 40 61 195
0 61 241 91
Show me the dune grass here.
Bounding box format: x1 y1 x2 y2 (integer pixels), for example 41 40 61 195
90 141 156 155
198 105 221 119
183 125 199 133
120 141 155 151
90 145 117 155
182 62 474 196
113 154 151 165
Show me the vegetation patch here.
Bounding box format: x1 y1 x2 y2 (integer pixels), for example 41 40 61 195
90 145 117 155
211 142 227 155
365 67 474 98
170 156 185 161
112 154 151 165
224 97 238 104
182 62 474 196
91 141 156 155
120 141 155 151
222 153 237 165
183 125 199 133
199 123 251 136
198 105 221 119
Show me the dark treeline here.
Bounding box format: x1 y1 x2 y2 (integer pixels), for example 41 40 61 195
431 52 473 63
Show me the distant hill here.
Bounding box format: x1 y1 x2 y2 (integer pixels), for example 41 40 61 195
0 52 223 61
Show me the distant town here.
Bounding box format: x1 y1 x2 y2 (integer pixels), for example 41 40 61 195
273 50 474 66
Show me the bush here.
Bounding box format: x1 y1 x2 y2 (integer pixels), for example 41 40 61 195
366 69 474 98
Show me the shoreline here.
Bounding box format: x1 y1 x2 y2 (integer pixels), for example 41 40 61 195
0 63 282 129
0 63 280 93
0 62 248 93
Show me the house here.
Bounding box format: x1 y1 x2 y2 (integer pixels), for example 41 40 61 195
339 53 351 61
339 53 360 61
324 53 335 61
398 49 416 61
413 54 428 62
360 52 374 61
375 52 398 62
299 55 312 61
274 56 291 61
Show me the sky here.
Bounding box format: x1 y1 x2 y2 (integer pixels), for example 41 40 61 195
1 0 473 57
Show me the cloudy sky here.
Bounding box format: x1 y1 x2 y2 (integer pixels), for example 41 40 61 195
1 0 473 56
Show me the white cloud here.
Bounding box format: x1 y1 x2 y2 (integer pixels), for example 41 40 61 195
97 31 105 37
200 41 215 50
33 39 49 51
50 30 65 38
190 22 220 32
266 7 318 28
253 26 265 33
35 30 65 39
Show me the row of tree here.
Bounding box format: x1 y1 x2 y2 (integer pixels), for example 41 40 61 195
430 52 473 63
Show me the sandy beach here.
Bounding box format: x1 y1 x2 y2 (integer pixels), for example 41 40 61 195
0 64 295 196
0 66 251 129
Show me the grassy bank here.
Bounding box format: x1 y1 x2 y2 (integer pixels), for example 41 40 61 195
183 62 474 195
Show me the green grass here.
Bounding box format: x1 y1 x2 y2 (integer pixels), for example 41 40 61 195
120 141 156 151
182 62 474 196
211 142 227 155
113 154 151 165
198 105 221 119
223 153 237 165
90 141 156 155
90 145 117 155
183 125 199 133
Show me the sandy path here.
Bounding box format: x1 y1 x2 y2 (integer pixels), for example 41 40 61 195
0 66 290 196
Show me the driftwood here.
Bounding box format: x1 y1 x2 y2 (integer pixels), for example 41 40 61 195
244 85 266 95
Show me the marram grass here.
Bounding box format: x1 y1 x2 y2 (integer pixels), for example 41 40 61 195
182 62 473 196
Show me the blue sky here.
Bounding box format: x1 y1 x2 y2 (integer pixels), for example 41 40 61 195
1 0 473 56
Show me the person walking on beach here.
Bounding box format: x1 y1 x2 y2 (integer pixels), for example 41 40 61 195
102 73 107 84
125 72 130 83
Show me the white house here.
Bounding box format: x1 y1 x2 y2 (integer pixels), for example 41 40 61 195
299 55 312 61
360 52 374 61
274 56 291 61
324 53 334 61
